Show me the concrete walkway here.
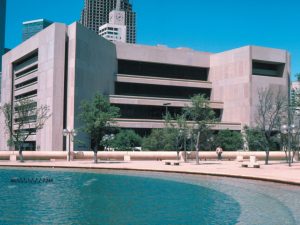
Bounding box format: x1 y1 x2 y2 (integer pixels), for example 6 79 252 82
0 160 299 186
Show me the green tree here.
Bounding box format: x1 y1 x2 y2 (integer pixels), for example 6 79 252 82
79 93 120 163
142 128 178 151
112 130 142 151
244 126 269 151
183 94 216 164
214 130 243 151
0 99 51 162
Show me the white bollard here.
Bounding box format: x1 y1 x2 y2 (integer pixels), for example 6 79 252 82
10 155 17 161
124 155 131 162
250 155 256 164
236 155 244 162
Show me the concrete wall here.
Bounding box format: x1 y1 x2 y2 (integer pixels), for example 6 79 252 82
210 46 251 126
250 46 290 125
0 23 67 151
0 151 288 161
210 46 290 127
67 23 117 151
116 43 211 69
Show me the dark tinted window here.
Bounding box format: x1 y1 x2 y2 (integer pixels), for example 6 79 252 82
252 61 285 77
115 82 211 99
118 60 209 81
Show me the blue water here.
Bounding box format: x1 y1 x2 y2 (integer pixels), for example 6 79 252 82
0 168 240 225
1 168 300 225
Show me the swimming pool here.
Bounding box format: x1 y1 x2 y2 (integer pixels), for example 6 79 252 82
0 168 299 225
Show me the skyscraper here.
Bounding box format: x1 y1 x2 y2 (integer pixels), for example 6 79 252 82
80 0 136 43
22 19 53 41
0 0 6 71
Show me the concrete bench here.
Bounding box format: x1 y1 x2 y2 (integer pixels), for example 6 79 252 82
163 160 180 166
241 156 260 168
242 162 260 168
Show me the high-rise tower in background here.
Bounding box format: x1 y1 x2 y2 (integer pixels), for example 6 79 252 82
99 0 127 43
0 0 6 71
22 19 53 41
80 0 136 43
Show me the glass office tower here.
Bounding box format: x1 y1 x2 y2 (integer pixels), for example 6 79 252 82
22 19 53 41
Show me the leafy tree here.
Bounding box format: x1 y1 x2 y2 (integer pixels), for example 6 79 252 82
214 130 243 151
142 128 178 151
183 94 216 164
1 99 51 162
112 130 142 151
79 93 120 163
255 87 287 164
244 126 269 151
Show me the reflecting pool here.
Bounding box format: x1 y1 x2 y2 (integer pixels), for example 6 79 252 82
0 168 299 225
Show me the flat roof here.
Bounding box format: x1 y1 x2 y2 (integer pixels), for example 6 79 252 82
22 19 52 25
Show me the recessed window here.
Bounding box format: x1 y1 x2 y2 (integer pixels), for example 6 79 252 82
252 60 285 77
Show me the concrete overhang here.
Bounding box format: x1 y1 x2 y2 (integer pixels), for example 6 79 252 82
110 95 223 109
251 46 289 63
114 118 241 131
116 74 212 89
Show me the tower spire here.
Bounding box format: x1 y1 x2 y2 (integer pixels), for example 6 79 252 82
116 0 121 11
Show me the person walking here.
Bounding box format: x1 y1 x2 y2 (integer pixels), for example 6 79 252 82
216 146 223 160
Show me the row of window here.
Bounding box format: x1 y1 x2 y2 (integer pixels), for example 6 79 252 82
15 115 37 123
15 65 38 79
15 90 37 100
15 77 38 90
13 52 38 72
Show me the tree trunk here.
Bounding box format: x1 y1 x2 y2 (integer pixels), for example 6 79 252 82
292 150 297 163
265 149 269 165
93 148 98 164
195 131 200 165
284 147 288 163
176 151 179 160
184 135 187 162
19 145 24 163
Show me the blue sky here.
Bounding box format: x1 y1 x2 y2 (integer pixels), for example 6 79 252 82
5 0 300 78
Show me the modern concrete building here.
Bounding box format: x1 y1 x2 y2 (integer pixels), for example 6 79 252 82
0 0 6 72
22 19 53 41
0 22 290 151
80 0 136 43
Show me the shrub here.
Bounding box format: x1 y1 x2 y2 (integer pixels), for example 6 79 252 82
214 130 243 151
112 130 142 151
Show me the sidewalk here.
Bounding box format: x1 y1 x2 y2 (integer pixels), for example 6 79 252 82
0 160 299 186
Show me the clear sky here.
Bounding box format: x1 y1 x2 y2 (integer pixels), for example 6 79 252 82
4 0 300 78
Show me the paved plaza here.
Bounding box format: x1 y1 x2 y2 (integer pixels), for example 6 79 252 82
0 160 299 186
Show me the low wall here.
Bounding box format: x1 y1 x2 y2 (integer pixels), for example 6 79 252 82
0 151 289 161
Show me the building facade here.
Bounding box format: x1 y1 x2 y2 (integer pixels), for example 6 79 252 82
0 23 290 151
22 19 53 41
0 0 6 72
80 0 136 43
